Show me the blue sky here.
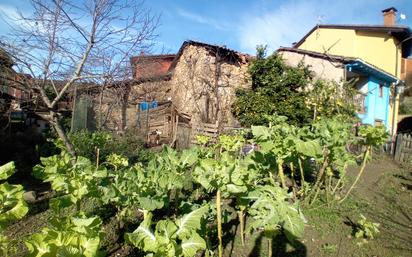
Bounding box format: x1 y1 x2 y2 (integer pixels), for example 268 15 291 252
1 0 411 55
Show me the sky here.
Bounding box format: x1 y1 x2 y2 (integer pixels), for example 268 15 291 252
0 0 411 55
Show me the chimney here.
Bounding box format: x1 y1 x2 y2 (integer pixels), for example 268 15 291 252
382 7 398 26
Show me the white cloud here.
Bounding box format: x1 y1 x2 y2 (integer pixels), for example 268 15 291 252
236 0 388 54
0 4 21 25
176 8 230 31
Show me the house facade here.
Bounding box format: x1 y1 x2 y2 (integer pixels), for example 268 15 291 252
278 48 398 130
96 40 251 132
167 41 251 127
292 7 412 135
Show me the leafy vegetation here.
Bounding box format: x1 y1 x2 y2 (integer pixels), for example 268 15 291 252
232 46 313 126
25 214 103 257
126 206 209 257
3 110 392 256
232 46 359 127
0 162 29 257
354 214 380 245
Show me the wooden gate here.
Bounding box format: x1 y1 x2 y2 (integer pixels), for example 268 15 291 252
394 133 412 162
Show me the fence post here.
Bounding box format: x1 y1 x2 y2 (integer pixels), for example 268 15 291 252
394 133 402 162
406 134 412 162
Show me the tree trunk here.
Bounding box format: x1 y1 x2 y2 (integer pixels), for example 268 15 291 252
48 111 76 157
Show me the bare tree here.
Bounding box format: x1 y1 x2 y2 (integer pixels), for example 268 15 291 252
0 0 159 157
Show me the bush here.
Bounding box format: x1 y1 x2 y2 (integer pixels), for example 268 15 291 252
232 47 313 127
67 129 152 165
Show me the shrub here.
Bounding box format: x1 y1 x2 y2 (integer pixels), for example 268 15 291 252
66 129 150 165
232 47 313 127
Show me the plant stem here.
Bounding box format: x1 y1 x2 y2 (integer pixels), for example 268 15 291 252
298 157 305 187
277 160 286 189
268 237 273 257
96 148 100 169
216 189 223 257
238 210 245 246
332 164 346 195
307 157 328 204
340 146 371 203
326 173 331 205
76 199 81 212
290 162 298 198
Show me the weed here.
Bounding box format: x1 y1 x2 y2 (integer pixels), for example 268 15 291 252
354 214 380 246
320 243 337 254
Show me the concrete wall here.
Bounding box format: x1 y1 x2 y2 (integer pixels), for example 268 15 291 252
278 50 345 83
298 28 401 77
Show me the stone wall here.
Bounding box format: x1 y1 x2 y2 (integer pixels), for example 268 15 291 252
170 45 250 127
92 79 170 131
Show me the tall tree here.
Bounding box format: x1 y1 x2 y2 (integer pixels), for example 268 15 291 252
232 46 313 127
0 0 159 157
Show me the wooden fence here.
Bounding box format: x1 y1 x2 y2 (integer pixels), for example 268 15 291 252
394 133 412 162
190 122 219 145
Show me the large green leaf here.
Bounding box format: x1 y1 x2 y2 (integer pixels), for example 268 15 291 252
176 205 208 238
295 139 322 157
0 182 28 230
180 232 206 257
247 185 305 242
0 162 15 180
282 205 305 242
126 212 157 252
25 214 102 257
251 126 271 140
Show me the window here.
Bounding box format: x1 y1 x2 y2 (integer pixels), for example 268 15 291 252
375 119 383 127
379 84 383 98
354 93 366 113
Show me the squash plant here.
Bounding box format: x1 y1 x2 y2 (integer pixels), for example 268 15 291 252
340 125 388 202
252 115 300 189
126 205 209 257
33 151 108 212
194 152 260 257
101 146 200 225
306 117 355 204
25 213 103 257
0 162 29 257
246 184 305 257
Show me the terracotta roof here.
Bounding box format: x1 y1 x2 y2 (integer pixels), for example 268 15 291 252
130 54 176 63
130 54 175 80
294 24 411 48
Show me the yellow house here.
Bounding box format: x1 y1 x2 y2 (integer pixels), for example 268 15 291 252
293 7 412 136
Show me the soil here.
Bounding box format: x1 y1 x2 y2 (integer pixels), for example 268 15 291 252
5 154 412 257
299 155 412 257
221 155 412 257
